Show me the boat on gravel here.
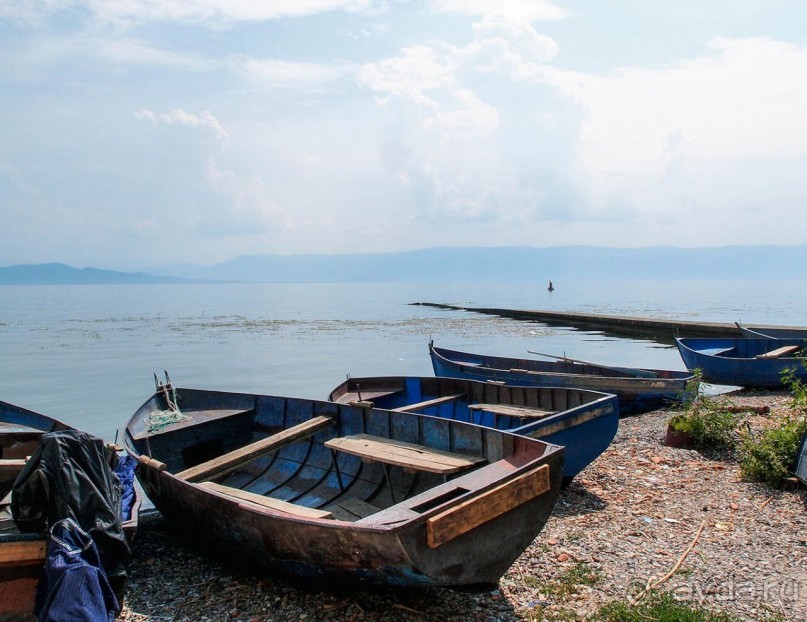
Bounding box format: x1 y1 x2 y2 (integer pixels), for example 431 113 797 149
124 376 564 589
675 337 807 388
328 375 618 486
1 400 139 620
429 342 693 416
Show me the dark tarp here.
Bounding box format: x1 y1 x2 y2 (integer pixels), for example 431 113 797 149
11 430 131 606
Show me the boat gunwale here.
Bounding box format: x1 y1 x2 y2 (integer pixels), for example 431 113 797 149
124 388 564 535
429 344 694 385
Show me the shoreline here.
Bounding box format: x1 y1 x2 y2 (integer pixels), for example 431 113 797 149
120 388 807 621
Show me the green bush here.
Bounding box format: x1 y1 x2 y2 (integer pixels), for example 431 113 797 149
739 415 807 486
668 406 742 451
738 366 807 487
668 378 743 451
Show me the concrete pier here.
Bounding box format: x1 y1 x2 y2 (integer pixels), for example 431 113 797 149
411 303 797 343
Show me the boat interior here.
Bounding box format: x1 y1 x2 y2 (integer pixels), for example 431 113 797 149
128 388 554 525
329 376 606 431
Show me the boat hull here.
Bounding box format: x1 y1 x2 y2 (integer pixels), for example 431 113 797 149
126 387 564 588
429 344 692 415
675 337 807 388
0 401 140 620
736 323 807 339
329 376 618 485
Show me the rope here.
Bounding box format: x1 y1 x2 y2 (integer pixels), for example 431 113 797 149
145 407 190 433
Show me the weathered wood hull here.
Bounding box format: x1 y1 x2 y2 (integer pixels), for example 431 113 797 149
675 337 807 388
429 343 693 415
125 387 564 588
0 400 140 621
329 376 618 485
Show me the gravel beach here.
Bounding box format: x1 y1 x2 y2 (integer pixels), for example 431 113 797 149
120 389 807 622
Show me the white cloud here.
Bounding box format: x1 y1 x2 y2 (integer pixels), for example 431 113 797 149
359 16 558 126
232 57 354 89
470 13 558 65
205 159 292 233
0 0 375 27
529 37 807 215
135 108 229 140
431 1 569 21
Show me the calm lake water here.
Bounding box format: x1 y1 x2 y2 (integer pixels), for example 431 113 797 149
1 278 805 441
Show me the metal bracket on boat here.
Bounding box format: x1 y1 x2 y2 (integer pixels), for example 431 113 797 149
154 370 178 411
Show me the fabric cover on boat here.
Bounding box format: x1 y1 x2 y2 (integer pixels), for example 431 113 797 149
113 452 138 521
35 517 119 621
10 430 131 602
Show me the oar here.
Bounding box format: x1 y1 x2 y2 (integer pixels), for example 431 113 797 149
526 350 658 378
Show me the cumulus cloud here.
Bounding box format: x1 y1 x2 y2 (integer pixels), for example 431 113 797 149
431 0 569 21
359 15 558 128
0 0 375 27
470 13 559 65
529 38 807 208
232 57 354 89
205 160 292 234
135 108 229 141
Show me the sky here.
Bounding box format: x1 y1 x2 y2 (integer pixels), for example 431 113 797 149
1 1 806 271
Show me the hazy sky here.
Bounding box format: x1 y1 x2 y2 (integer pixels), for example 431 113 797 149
2 1 806 270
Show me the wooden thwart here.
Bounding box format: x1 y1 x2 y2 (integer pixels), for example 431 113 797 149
199 481 334 519
177 415 334 483
426 464 550 548
0 458 27 474
756 345 801 359
468 403 553 419
391 394 465 413
325 434 483 474
0 540 46 564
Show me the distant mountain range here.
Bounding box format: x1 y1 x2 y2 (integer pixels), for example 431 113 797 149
0 263 186 285
3 245 807 284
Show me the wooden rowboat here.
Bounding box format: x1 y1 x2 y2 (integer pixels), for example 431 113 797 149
429 342 693 415
328 376 618 486
124 378 564 588
675 337 807 388
735 321 807 340
1 400 140 620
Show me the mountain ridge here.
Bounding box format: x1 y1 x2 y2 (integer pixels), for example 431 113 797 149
3 245 806 284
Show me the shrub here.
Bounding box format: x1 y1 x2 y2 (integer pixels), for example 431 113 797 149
668 377 743 452
739 415 807 486
668 406 742 451
738 366 807 487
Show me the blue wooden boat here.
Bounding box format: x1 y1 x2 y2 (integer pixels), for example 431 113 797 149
1 400 140 619
735 322 807 340
329 376 618 486
124 378 564 588
675 337 807 388
796 430 807 486
429 342 693 415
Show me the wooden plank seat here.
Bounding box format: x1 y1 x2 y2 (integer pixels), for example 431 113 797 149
177 415 334 483
756 345 801 359
324 434 483 474
0 458 27 474
467 403 554 419
198 481 334 519
391 394 465 413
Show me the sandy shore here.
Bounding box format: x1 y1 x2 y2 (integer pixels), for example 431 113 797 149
120 389 807 622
